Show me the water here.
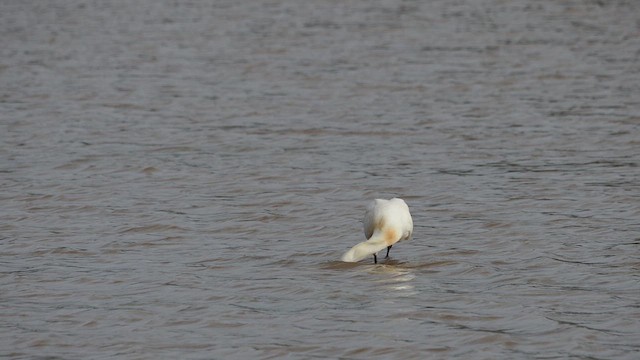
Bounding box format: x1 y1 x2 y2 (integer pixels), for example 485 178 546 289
1 0 639 359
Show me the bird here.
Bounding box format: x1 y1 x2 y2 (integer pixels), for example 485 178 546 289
341 198 413 264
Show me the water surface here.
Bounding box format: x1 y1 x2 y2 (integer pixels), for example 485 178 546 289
1 1 639 359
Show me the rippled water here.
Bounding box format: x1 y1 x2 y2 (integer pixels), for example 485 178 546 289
2 0 639 359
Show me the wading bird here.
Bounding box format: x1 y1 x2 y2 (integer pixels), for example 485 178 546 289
341 198 413 264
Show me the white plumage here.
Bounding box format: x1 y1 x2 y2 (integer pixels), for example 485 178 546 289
341 198 413 263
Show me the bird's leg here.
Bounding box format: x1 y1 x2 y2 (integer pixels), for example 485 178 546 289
385 245 392 258
373 253 377 264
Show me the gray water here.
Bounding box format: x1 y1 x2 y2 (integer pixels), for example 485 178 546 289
1 1 639 359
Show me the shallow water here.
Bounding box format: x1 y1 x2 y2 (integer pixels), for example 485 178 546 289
1 0 639 359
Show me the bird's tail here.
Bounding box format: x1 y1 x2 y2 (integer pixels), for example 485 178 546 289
341 235 388 262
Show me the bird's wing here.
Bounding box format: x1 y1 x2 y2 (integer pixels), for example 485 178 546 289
401 200 413 240
391 198 413 241
363 199 379 240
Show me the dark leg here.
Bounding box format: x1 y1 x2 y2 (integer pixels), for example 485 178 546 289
373 253 377 264
385 245 392 258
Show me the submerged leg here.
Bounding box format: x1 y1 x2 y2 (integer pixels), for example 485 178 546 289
385 245 392 258
373 253 377 264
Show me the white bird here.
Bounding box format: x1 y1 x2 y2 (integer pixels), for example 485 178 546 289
341 198 413 264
